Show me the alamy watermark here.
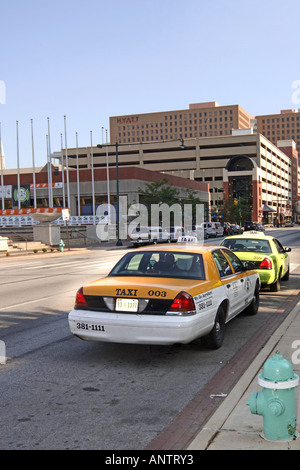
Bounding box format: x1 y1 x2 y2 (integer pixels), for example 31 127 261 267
0 340 6 364
95 202 205 242
0 80 6 104
291 340 300 365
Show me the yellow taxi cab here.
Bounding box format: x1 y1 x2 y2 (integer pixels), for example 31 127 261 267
220 231 291 292
68 244 260 349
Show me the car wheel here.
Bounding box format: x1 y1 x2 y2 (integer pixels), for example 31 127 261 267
244 283 259 315
270 275 280 292
202 306 226 349
282 266 290 281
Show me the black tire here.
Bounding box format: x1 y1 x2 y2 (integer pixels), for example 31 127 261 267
202 306 226 349
270 276 280 292
282 266 290 281
244 283 259 315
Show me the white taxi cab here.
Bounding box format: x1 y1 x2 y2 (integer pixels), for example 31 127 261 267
68 244 260 349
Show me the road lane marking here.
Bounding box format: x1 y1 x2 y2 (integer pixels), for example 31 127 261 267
23 259 117 270
0 291 76 311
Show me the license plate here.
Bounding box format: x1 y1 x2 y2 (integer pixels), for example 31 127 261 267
115 298 138 312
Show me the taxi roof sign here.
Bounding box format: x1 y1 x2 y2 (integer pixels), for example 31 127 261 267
177 235 198 243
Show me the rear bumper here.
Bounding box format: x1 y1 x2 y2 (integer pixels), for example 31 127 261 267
68 309 211 345
257 269 276 285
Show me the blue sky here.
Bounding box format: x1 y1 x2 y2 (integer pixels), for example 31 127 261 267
1 0 300 169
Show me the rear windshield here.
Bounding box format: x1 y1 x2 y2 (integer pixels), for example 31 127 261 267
131 227 149 234
222 238 272 254
109 251 205 280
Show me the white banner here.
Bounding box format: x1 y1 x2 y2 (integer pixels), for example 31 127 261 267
0 215 102 227
0 185 12 198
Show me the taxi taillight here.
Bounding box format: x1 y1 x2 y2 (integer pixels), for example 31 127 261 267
75 287 88 308
167 291 196 315
259 257 272 270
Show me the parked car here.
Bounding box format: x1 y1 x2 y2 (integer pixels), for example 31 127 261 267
129 226 170 247
129 226 151 246
68 244 260 349
169 226 184 242
243 221 258 231
205 222 224 238
150 226 171 244
223 223 233 235
231 224 243 234
220 232 291 292
191 224 208 239
285 221 294 227
243 221 264 232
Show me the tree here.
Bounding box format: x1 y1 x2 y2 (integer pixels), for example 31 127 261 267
138 177 180 207
222 197 251 223
138 178 207 225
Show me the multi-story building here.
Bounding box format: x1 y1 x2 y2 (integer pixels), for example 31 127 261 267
110 101 253 144
1 130 298 223
53 130 294 223
256 108 300 151
256 108 300 217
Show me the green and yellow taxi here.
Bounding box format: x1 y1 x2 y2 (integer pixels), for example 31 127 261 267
220 231 291 292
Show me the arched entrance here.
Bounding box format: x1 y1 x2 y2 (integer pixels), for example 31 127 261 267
224 155 256 222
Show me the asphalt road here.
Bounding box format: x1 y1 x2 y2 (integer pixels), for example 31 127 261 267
0 227 299 450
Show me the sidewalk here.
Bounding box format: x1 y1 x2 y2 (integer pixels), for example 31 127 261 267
187 298 300 450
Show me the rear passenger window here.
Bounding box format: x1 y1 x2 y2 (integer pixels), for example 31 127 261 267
212 250 233 277
222 249 244 273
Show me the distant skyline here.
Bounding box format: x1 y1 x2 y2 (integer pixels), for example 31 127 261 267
1 0 300 169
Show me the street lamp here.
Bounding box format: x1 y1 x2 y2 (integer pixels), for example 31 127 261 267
97 142 122 246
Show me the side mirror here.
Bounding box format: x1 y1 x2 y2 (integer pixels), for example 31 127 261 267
284 247 292 252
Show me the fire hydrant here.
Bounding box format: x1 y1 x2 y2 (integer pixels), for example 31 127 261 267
59 239 65 252
246 351 299 441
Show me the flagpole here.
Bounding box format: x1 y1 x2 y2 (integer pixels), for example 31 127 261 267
0 122 4 210
46 135 51 206
16 120 20 209
60 133 66 208
90 130 95 220
64 115 70 211
30 119 37 208
47 117 53 208
105 129 110 221
76 132 80 216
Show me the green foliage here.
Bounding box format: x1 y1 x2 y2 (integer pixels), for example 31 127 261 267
138 177 180 206
222 197 251 223
138 177 207 224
